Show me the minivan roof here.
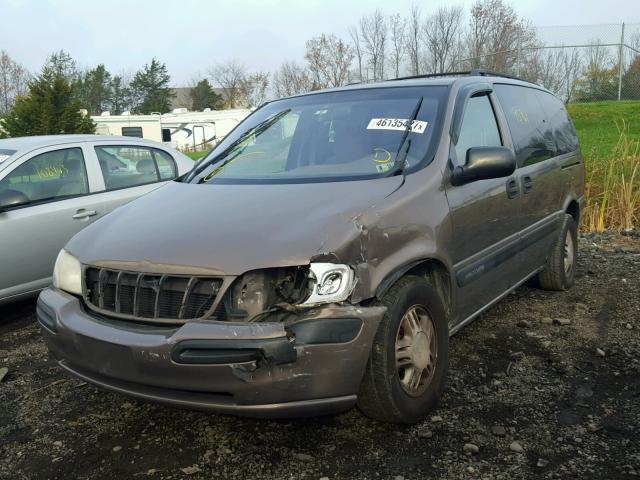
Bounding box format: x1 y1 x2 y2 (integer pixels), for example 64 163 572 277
282 71 552 100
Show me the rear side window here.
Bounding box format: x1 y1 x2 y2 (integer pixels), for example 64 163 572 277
95 146 177 190
494 84 556 167
454 94 502 165
0 147 88 203
534 91 580 155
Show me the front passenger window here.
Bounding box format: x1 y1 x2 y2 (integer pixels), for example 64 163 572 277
95 146 177 190
0 148 88 204
454 94 502 165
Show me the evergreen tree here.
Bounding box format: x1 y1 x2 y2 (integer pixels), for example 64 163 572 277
77 64 112 115
189 79 224 111
622 56 640 100
130 59 174 114
107 75 130 115
1 70 95 137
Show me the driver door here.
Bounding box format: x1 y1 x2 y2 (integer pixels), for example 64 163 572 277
444 90 522 323
0 145 102 300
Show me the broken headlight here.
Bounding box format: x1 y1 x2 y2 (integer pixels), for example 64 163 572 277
302 263 356 306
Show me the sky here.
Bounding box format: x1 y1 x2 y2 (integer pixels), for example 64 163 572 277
1 0 639 85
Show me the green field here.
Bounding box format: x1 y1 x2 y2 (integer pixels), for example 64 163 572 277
568 100 640 158
184 151 209 161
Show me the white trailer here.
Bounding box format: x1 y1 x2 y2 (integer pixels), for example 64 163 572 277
92 108 251 151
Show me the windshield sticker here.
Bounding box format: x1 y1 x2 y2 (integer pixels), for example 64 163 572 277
367 118 428 134
376 163 392 173
372 148 392 164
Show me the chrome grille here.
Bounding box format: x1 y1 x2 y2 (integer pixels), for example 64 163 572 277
83 267 224 323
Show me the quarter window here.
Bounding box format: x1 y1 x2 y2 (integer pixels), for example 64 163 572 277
494 84 556 166
454 94 502 165
0 147 88 204
534 90 579 155
95 146 177 190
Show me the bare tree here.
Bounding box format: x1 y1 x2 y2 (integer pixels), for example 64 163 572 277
360 10 388 81
406 5 422 76
424 5 464 73
0 51 29 114
239 72 270 107
466 0 537 73
388 14 407 79
349 26 365 82
208 59 247 108
305 34 354 88
272 61 314 98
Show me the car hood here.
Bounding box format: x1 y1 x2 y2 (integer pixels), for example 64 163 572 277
67 178 404 275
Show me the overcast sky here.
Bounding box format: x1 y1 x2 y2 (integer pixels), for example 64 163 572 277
1 0 639 85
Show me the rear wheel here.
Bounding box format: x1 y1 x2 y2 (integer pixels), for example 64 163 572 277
357 276 449 424
537 213 578 291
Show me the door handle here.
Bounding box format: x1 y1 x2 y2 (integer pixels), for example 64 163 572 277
72 209 98 219
522 175 533 194
506 178 520 199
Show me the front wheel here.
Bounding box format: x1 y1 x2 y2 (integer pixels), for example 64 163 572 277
357 276 449 424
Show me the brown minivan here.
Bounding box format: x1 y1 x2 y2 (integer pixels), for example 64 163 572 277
38 72 584 423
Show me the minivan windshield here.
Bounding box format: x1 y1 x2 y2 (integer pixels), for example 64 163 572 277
189 86 447 184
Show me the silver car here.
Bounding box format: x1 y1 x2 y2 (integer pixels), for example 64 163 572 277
0 135 194 304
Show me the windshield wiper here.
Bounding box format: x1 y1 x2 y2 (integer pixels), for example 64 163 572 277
388 97 424 177
188 109 291 183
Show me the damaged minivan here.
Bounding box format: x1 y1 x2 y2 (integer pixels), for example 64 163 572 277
38 72 584 423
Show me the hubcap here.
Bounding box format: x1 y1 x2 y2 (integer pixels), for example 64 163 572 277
395 305 437 397
563 230 574 275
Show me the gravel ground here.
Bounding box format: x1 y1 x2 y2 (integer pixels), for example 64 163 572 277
1 231 639 480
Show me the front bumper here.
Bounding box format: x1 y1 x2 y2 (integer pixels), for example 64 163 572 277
37 287 385 418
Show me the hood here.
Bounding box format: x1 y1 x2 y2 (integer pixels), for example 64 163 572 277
67 178 404 275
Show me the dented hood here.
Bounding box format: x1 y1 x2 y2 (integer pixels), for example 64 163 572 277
67 178 404 275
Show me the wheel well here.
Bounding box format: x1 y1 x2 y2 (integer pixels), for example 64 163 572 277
566 200 580 224
377 259 452 317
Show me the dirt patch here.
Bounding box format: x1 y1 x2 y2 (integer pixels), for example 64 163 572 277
1 230 639 480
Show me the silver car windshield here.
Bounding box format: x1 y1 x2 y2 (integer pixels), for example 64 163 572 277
190 86 447 184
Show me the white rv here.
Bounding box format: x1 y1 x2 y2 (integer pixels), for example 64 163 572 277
92 108 251 151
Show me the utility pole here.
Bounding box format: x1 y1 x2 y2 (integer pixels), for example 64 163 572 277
618 22 625 101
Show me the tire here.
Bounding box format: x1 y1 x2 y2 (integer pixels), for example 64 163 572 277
537 213 578 291
357 276 449 424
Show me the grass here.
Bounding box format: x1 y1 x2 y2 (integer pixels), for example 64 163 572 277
184 151 209 161
569 100 640 231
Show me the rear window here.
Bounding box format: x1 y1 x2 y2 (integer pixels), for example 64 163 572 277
190 86 448 184
534 90 580 155
494 84 556 167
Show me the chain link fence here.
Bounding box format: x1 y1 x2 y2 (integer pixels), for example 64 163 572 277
456 23 640 103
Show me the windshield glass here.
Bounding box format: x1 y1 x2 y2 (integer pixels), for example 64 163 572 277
189 86 447 184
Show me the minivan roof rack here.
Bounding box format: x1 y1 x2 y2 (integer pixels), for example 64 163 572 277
386 69 534 84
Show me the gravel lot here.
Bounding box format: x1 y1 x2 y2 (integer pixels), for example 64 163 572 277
1 231 639 480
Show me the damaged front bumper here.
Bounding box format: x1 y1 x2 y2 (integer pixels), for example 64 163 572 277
37 287 385 418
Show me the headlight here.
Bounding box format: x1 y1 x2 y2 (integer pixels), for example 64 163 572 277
302 263 356 305
52 249 82 295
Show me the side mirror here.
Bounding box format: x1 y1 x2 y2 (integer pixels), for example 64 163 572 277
0 189 30 212
451 146 516 186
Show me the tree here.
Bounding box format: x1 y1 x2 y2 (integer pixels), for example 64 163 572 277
406 5 422 76
272 61 314 98
305 34 354 88
388 14 407 78
574 42 618 102
239 72 270 107
0 51 29 115
622 55 640 100
189 78 224 110
359 10 387 81
208 60 247 108
42 50 78 83
466 0 537 73
1 71 94 137
349 26 365 82
424 6 464 73
129 59 174 114
107 75 131 115
76 64 112 115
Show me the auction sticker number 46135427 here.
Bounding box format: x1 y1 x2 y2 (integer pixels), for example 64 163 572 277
366 118 428 134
